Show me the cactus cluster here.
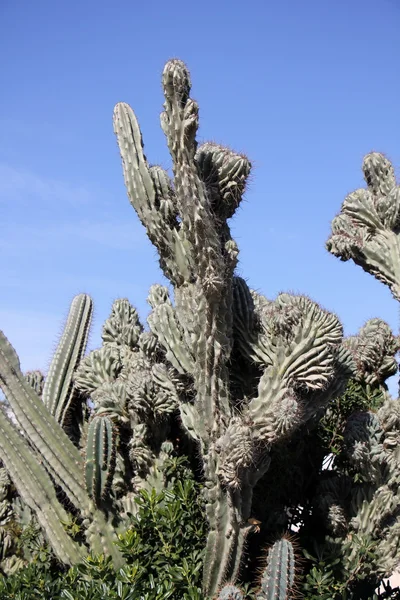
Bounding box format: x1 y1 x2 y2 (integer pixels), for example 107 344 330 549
0 59 399 599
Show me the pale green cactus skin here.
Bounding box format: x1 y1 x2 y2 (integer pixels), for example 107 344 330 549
0 59 399 597
42 293 93 433
85 415 117 507
74 296 181 503
323 153 400 580
0 297 124 569
256 538 295 600
326 152 400 301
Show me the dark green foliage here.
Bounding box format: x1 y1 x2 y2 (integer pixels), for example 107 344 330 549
317 379 387 464
0 456 207 599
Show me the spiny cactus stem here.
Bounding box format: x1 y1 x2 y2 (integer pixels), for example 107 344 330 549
0 407 85 565
43 293 93 427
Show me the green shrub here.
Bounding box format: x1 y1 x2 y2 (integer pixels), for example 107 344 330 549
0 456 207 600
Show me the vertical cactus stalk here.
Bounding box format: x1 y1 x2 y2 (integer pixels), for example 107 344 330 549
0 327 125 569
0 406 85 565
256 538 296 600
113 59 357 598
85 415 117 507
0 329 87 508
43 293 93 429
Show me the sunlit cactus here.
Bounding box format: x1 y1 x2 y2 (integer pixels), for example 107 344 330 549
0 59 399 600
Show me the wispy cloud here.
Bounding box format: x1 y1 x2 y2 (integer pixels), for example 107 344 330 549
0 163 95 207
0 220 144 254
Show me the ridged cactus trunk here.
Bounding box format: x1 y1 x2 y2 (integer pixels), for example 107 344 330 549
113 59 358 596
114 60 247 592
0 295 124 569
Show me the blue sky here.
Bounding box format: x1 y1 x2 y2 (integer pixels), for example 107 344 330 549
1 0 399 395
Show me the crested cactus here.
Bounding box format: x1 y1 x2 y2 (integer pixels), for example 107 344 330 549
326 152 400 301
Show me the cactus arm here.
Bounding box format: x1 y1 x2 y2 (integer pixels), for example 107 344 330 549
42 294 93 428
326 152 400 300
0 330 87 508
113 103 184 284
0 408 85 565
85 416 117 507
256 538 295 600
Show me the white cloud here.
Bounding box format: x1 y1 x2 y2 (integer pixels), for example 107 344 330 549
0 220 144 253
0 163 94 206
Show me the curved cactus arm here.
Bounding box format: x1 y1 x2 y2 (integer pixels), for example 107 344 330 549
326 152 400 300
0 407 85 565
147 285 195 375
113 103 188 285
42 294 93 428
243 294 346 445
256 538 296 600
0 330 87 508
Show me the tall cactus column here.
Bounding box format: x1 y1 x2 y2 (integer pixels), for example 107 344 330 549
114 59 244 595
113 60 356 597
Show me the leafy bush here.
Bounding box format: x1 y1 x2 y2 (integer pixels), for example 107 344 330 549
0 457 207 600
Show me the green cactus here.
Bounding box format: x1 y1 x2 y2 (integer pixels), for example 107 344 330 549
0 59 399 600
256 538 295 600
42 293 93 434
113 59 362 596
85 415 117 507
326 152 400 301
0 297 124 569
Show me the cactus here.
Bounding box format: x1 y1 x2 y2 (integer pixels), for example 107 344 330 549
256 538 295 600
0 59 399 599
111 58 373 596
326 152 400 301
0 297 124 569
24 371 45 397
42 293 93 434
85 415 117 507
